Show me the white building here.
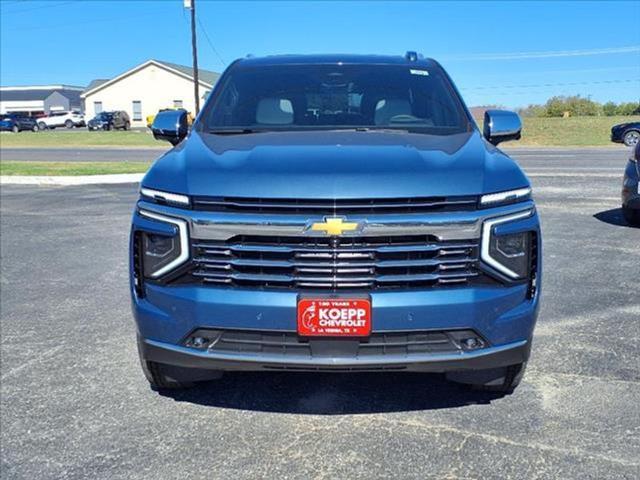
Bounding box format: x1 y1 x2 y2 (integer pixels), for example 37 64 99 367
0 85 84 116
81 59 220 126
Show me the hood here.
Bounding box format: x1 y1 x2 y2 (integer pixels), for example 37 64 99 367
143 130 529 199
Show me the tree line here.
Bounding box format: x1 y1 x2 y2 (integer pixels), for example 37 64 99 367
518 95 640 117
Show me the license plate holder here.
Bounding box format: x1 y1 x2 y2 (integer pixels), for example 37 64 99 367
297 297 371 337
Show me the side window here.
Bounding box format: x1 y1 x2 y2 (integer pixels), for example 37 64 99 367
94 101 103 114
132 101 142 121
173 100 183 109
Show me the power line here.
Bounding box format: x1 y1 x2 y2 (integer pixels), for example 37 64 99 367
441 45 640 61
197 17 227 66
2 9 160 31
0 0 80 16
460 78 640 91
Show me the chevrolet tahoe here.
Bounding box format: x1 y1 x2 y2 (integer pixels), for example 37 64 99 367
131 52 542 394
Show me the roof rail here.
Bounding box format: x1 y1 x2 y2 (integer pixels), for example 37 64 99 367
405 51 419 62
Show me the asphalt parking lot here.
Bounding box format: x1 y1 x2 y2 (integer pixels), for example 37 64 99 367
1 147 638 479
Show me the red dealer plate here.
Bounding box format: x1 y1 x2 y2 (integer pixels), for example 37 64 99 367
297 298 371 337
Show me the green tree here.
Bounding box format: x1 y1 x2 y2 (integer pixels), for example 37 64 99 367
616 102 640 115
602 102 617 116
544 95 601 117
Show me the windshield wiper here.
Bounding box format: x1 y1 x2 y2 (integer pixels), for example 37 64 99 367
356 126 412 133
207 128 258 135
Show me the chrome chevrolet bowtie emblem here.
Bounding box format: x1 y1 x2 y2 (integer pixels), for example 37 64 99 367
309 217 361 236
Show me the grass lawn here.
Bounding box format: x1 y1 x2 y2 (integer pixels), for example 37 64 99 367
474 115 640 147
0 130 160 148
0 161 151 176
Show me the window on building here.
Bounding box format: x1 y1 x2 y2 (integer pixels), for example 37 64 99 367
94 101 102 114
132 101 142 121
173 100 183 109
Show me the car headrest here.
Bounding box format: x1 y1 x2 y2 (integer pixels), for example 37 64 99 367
256 98 294 125
374 99 412 125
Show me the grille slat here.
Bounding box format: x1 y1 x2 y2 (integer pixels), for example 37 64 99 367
192 195 478 214
182 234 482 290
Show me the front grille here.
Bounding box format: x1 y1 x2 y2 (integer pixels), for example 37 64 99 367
183 328 487 364
180 234 482 290
192 195 478 214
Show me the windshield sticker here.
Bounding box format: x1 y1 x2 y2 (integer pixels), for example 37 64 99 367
410 69 429 76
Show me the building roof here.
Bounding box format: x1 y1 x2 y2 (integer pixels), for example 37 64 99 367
81 59 220 98
0 84 84 91
153 60 220 87
83 79 109 94
0 86 84 103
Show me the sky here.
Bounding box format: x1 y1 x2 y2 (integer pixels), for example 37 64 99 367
1 0 639 108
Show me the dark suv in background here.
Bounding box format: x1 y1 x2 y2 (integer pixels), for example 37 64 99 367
0 114 39 133
87 111 131 131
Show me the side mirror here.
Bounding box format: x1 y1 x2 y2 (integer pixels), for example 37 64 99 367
151 110 189 146
483 110 522 146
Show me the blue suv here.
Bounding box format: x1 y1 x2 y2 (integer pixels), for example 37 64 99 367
131 53 541 394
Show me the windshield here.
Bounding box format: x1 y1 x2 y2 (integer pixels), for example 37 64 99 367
201 63 472 135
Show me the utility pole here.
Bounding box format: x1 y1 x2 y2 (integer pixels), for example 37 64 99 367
185 0 200 115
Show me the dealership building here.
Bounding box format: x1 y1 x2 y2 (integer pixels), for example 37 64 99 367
0 85 84 116
81 59 220 126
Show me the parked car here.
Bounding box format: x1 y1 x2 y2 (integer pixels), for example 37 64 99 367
611 121 640 147
87 111 131 131
134 52 541 394
37 110 85 130
0 114 39 133
622 142 640 226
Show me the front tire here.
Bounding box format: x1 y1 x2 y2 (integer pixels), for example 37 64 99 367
622 206 640 226
136 337 222 391
65 119 74 129
38 122 47 130
623 130 640 147
11 125 18 133
124 121 130 131
32 124 39 132
447 362 527 394
137 340 194 390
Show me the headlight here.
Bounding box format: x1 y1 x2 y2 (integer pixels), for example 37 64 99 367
481 210 533 279
140 187 189 206
480 187 531 207
138 210 189 278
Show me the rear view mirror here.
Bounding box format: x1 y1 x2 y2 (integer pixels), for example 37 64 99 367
483 110 522 146
151 110 189 146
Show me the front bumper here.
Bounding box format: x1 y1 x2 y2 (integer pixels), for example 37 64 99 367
140 335 531 372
